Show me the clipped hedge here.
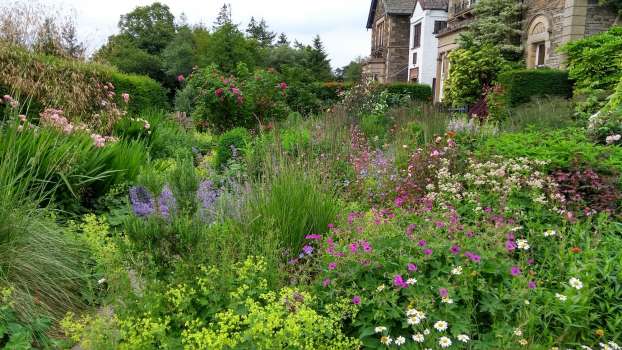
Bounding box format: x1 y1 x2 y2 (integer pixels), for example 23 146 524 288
384 82 433 101
313 82 353 105
497 69 573 107
0 43 168 119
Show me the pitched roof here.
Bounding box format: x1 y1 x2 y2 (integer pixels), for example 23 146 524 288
417 0 449 10
366 0 417 28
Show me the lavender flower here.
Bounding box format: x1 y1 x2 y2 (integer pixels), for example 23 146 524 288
129 186 155 217
158 184 177 219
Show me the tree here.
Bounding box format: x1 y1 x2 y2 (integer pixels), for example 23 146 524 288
94 34 164 81
276 33 289 46
202 22 259 74
246 17 276 48
34 17 62 56
162 26 196 82
214 4 232 29
60 19 85 59
118 2 176 55
459 0 523 61
339 58 364 82
307 35 333 81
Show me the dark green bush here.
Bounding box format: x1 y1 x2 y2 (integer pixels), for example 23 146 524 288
313 81 353 105
216 127 250 169
109 72 168 115
383 82 433 101
497 69 573 106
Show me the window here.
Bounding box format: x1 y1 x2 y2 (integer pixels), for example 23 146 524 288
413 23 421 48
536 42 546 66
412 52 418 65
433 21 447 34
375 20 385 49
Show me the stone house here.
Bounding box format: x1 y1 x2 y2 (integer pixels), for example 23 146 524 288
408 0 449 96
362 0 416 83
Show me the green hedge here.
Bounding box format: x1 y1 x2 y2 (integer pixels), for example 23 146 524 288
497 69 573 107
0 43 168 119
313 82 353 105
383 83 433 101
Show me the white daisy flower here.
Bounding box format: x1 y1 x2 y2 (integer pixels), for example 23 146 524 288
407 316 421 325
374 326 387 333
569 277 583 290
457 334 470 343
441 297 454 304
395 336 406 346
439 336 452 348
423 329 430 335
434 320 448 332
412 333 425 343
514 328 523 336
555 293 567 301
451 265 463 275
380 336 393 345
406 278 417 285
97 278 107 285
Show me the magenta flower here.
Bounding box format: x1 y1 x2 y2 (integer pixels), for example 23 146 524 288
352 295 361 305
528 280 537 289
506 233 515 240
328 262 337 270
435 221 446 229
527 258 535 265
279 81 288 90
362 241 372 252
177 74 185 82
407 263 418 272
393 275 407 288
406 224 417 238
395 196 405 208
505 240 517 251
423 248 433 256
349 243 359 253
418 240 427 247
302 245 314 255
305 234 322 240
328 223 335 229
510 266 522 276
215 88 224 97
439 288 449 298
465 231 474 238
322 278 331 288
450 245 461 255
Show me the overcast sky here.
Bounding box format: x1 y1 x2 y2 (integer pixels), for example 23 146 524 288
40 0 372 69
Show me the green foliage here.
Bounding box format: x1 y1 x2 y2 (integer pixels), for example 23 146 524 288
200 23 260 75
445 45 508 107
497 68 573 107
460 0 524 61
587 76 622 144
248 166 339 252
109 71 168 115
118 2 176 55
560 26 622 116
500 97 576 132
361 113 392 147
383 83 433 102
475 128 622 173
215 127 250 169
94 35 165 83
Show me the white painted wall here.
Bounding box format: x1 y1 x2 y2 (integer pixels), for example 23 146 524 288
408 2 448 88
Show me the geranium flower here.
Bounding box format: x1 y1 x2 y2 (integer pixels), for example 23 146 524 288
510 266 522 276
328 262 337 270
450 245 461 255
423 248 433 256
528 280 537 289
393 275 407 288
439 288 449 298
322 278 331 288
352 295 361 305
302 245 313 255
418 240 427 247
407 263 417 272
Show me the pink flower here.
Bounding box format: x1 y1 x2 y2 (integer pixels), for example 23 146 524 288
215 88 224 97
279 82 288 90
423 248 433 256
352 295 361 305
407 263 417 272
393 275 407 288
418 240 427 247
121 93 130 103
361 241 372 252
328 262 337 270
177 74 185 82
450 245 461 255
230 87 241 95
505 240 517 251
528 280 537 289
322 278 331 288
510 266 521 276
305 234 322 240
302 245 313 255
328 223 335 229
349 243 358 253
439 288 449 298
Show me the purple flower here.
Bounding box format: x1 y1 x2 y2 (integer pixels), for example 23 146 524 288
361 241 372 252
510 266 522 276
349 243 358 253
302 245 314 255
407 263 418 272
129 186 155 217
418 240 427 247
439 288 449 298
528 280 537 289
471 254 481 263
506 233 516 240
423 248 433 256
505 240 517 251
322 278 331 288
157 184 177 219
352 295 361 305
393 275 407 288
328 262 337 270
450 245 461 255
435 221 446 229
406 224 417 238
465 231 474 238
197 180 220 210
527 258 535 265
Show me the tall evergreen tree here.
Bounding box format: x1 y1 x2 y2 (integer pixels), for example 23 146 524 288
214 4 232 28
276 33 289 46
307 35 333 81
246 17 275 47
34 17 62 56
60 20 85 59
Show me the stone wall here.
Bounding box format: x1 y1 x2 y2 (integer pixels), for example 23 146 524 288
386 15 411 82
585 1 618 35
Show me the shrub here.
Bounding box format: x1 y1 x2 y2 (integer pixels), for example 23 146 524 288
587 76 622 144
189 65 289 133
383 83 432 101
215 127 250 169
0 42 167 122
360 113 391 147
559 26 622 116
313 81 353 105
280 128 311 154
497 69 573 107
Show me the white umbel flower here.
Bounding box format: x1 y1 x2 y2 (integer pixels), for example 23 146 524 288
457 334 470 343
374 326 387 333
451 266 463 275
555 293 567 301
516 239 530 250
569 277 583 290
